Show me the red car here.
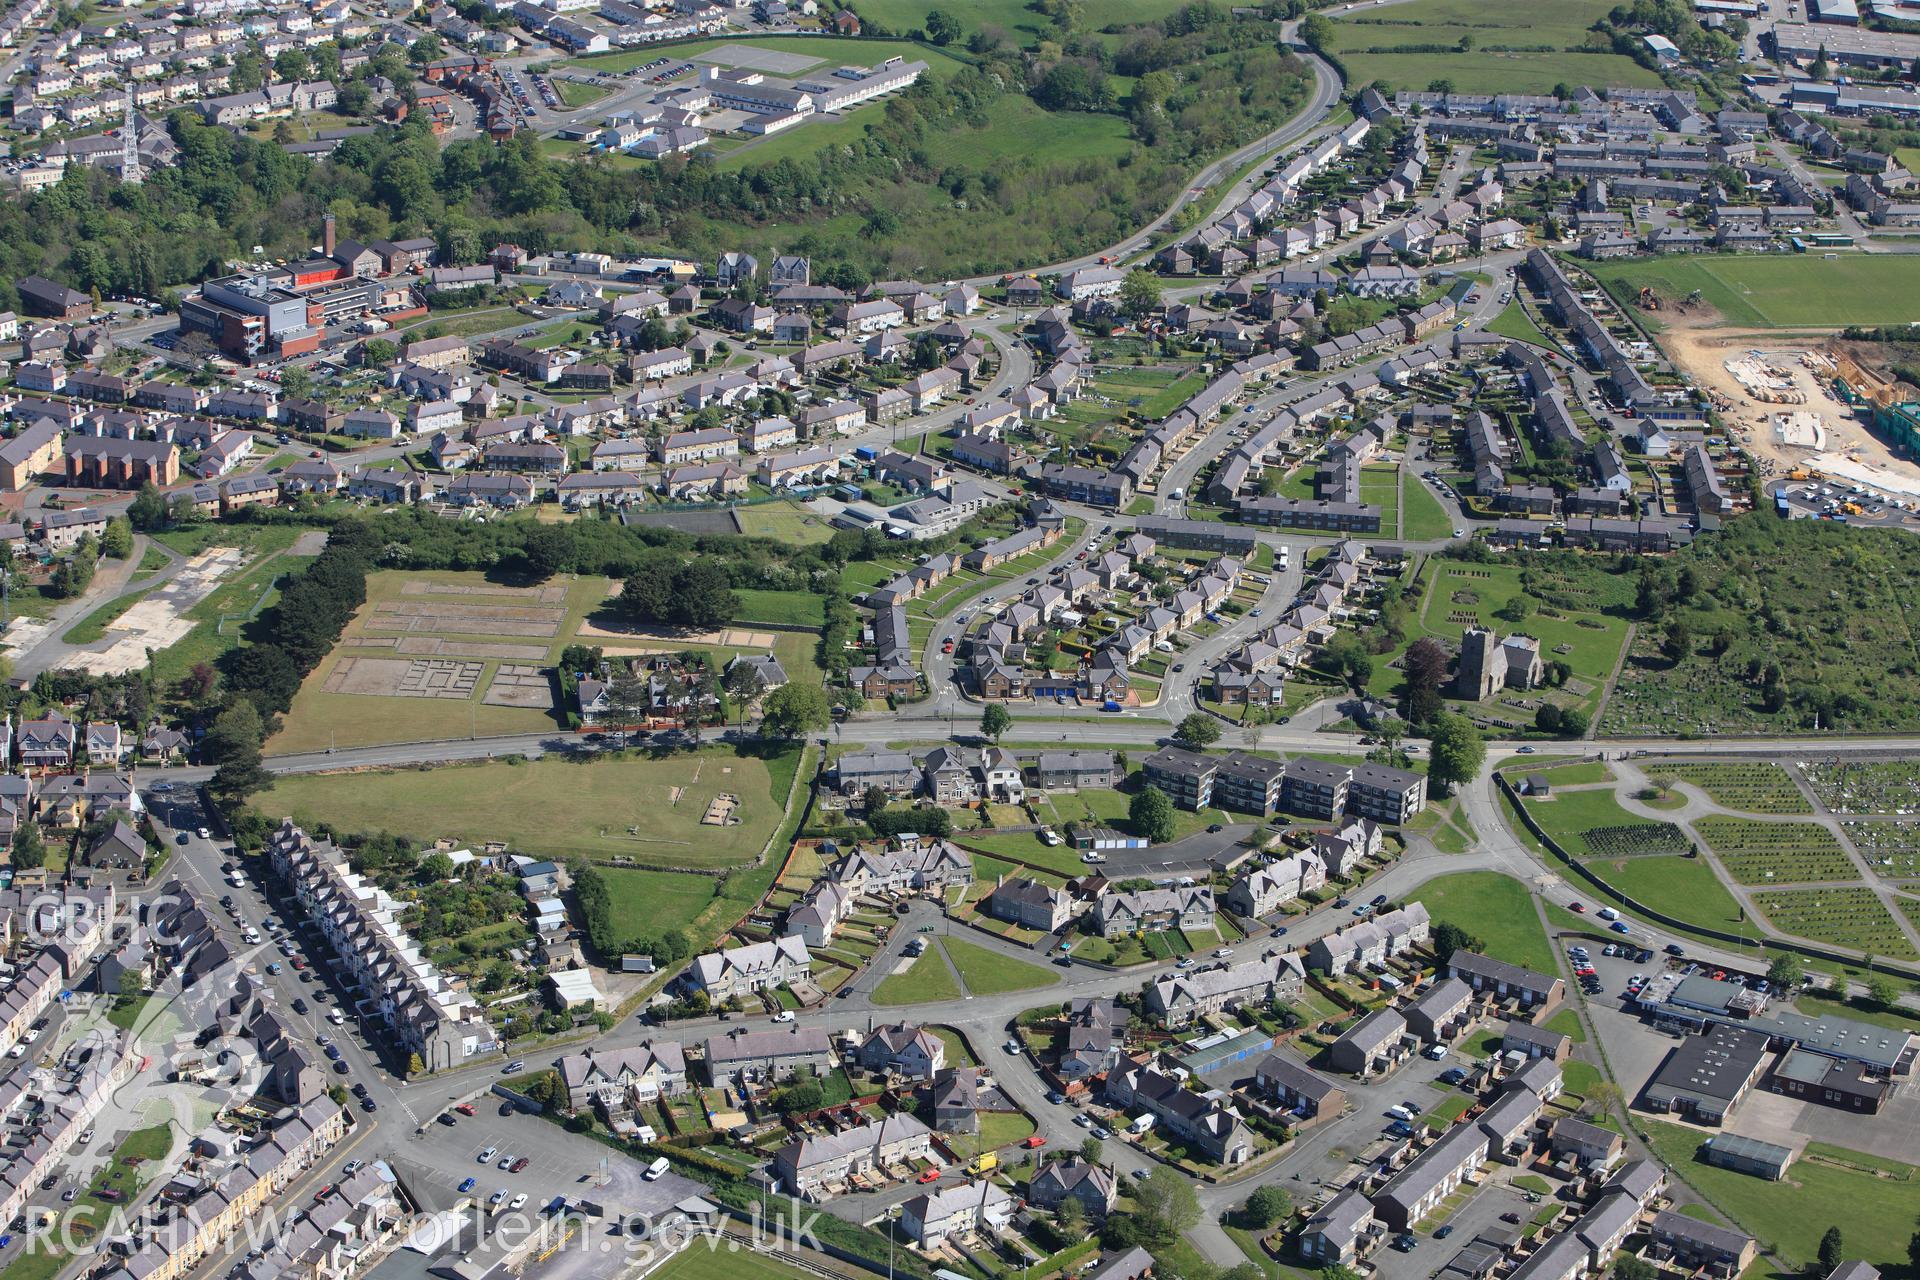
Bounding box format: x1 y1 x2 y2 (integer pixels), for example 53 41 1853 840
1022 1136 1047 1149
455 1103 477 1117
1569 902 1585 913
917 1169 941 1184
510 1157 530 1173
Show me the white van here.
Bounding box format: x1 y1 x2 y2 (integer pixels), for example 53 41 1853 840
1597 907 1620 922
644 1158 670 1181
1128 1114 1156 1135
1386 1105 1415 1122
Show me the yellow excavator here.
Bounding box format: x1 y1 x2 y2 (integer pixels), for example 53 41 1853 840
1636 286 1660 311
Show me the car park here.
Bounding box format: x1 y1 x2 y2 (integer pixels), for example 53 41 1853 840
459 1178 477 1193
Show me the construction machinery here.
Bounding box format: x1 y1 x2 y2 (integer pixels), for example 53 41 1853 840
1637 286 1660 310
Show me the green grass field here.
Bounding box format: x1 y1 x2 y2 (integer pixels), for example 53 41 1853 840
1585 253 1920 327
555 78 610 108
1584 855 1747 935
871 945 963 1005
921 95 1136 170
1639 1121 1916 1275
1485 299 1552 347
270 569 613 753
600 866 720 940
1328 0 1663 94
1522 787 1655 857
259 748 795 868
732 501 837 544
1360 464 1402 538
1402 474 1455 541
567 35 971 77
1409 871 1553 972
1519 761 1614 787
645 1243 820 1280
732 589 826 628
942 935 1057 996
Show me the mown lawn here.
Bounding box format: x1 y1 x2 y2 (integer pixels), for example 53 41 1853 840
646 1242 821 1280
943 935 1057 996
1402 473 1455 541
1409 872 1553 972
259 748 794 868
1586 253 1920 327
1522 787 1654 857
599 866 719 941
732 501 837 544
871 946 962 1006
1585 855 1747 936
1638 1121 1918 1274
732 588 826 628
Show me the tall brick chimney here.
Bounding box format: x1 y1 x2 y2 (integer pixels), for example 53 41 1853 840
323 213 336 259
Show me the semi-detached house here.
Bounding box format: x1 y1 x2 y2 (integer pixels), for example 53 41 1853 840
704 1025 833 1085
557 1041 688 1125
687 934 810 1002
1105 1060 1254 1165
772 1112 933 1200
1095 886 1214 938
658 427 739 465
1145 951 1305 1027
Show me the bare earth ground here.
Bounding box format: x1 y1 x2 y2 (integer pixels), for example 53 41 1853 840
574 620 778 648
69 547 248 675
1656 314 1920 489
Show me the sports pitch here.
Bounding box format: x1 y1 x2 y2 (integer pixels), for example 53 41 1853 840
1585 254 1920 328
259 751 786 867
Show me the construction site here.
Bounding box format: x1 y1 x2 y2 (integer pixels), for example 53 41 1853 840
1653 321 1920 498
